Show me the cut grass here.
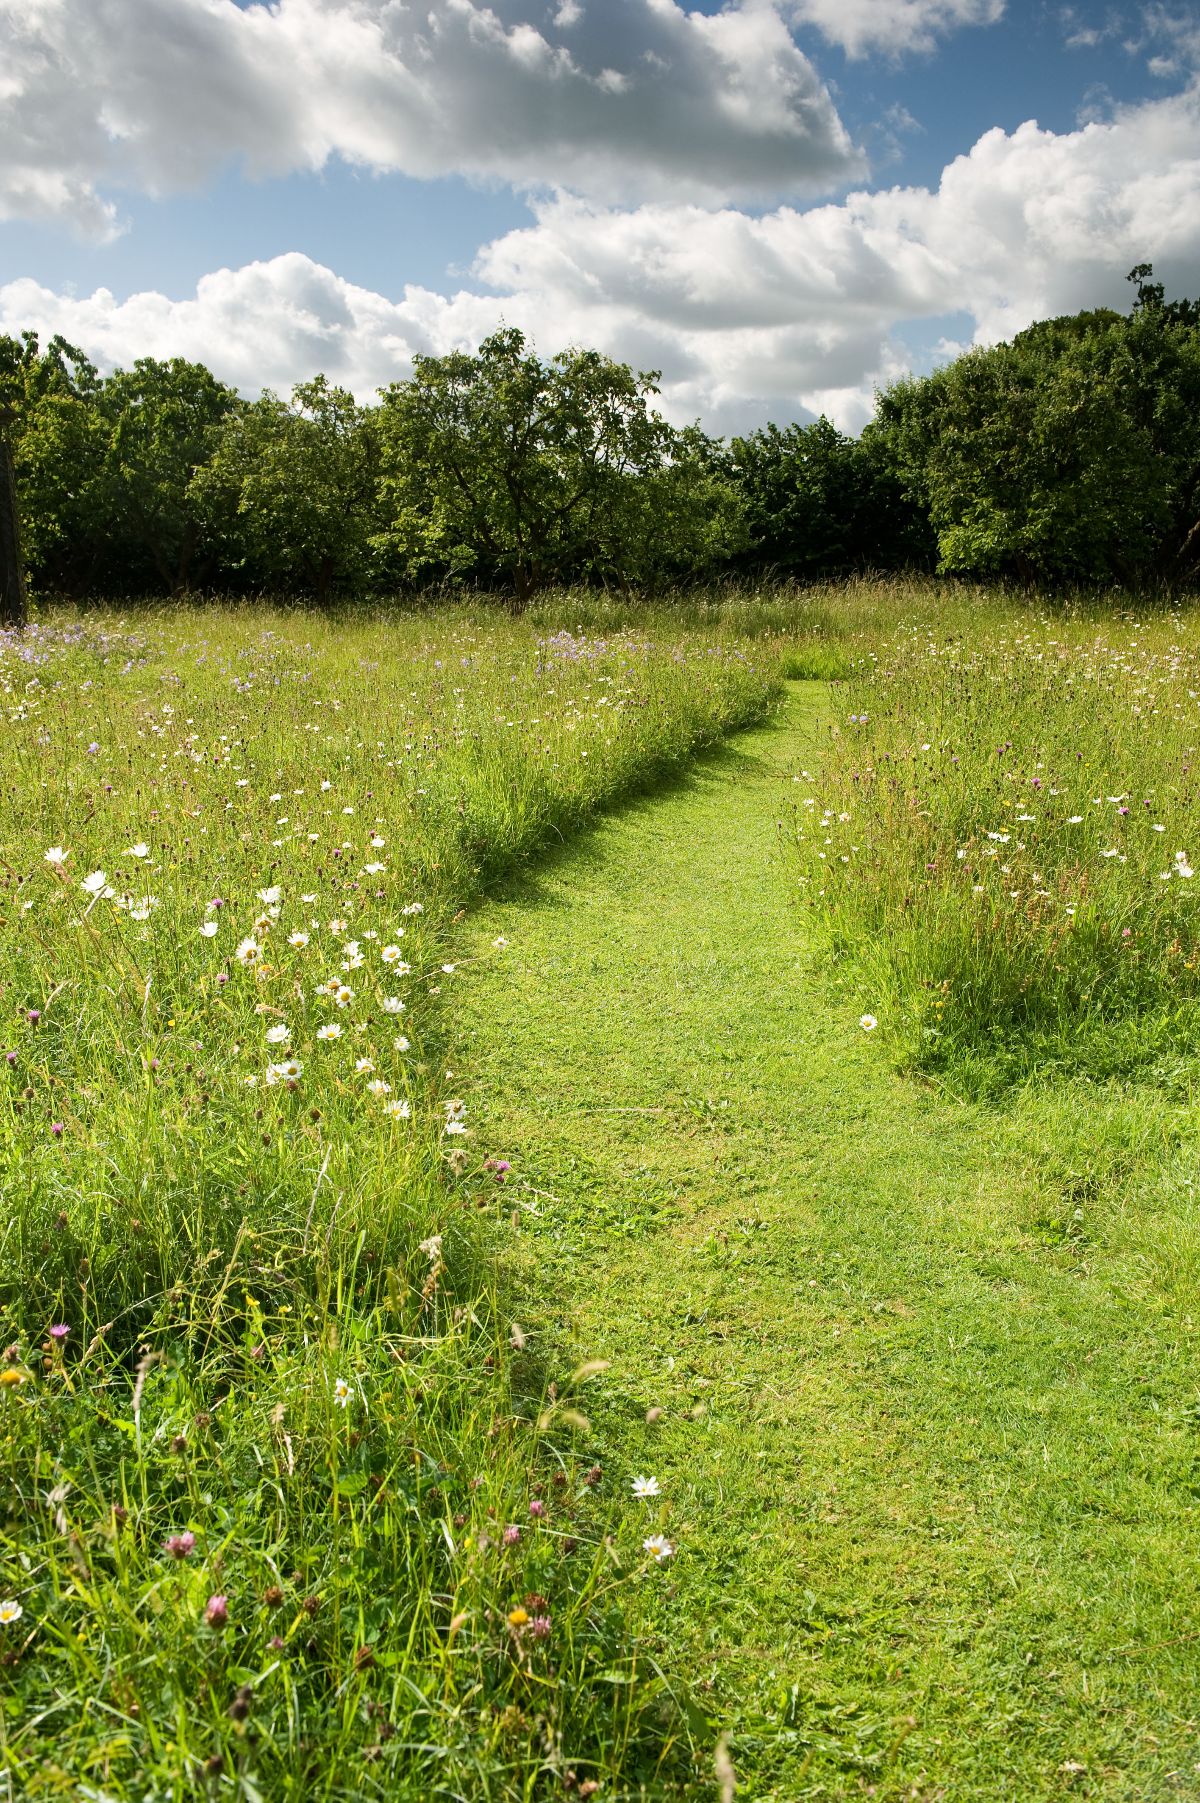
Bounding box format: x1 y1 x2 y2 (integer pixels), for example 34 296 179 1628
456 681 1200 1799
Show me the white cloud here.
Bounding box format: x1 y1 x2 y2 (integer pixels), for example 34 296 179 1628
0 0 862 239
3 87 1198 434
788 0 1005 58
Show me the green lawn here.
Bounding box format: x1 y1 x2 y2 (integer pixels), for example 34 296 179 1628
457 682 1200 1799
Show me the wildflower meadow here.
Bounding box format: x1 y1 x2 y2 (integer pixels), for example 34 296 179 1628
4 581 1200 1802
794 600 1200 1092
0 603 775 1799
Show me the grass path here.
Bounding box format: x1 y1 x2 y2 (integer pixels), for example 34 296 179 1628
456 684 1200 1800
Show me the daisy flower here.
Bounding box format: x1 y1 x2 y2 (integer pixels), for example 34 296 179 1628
643 1534 674 1563
200 921 218 938
0 1599 23 1624
44 847 69 866
316 1023 341 1041
382 997 406 1015
288 931 310 948
859 1014 878 1031
385 1099 411 1120
265 1024 290 1046
333 1377 352 1408
235 937 262 966
126 842 150 859
631 1475 661 1499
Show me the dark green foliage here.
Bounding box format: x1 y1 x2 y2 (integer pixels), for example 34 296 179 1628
2 264 1199 602
728 415 933 576
873 266 1200 587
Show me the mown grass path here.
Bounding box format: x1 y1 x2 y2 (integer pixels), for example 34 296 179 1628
457 684 1200 1800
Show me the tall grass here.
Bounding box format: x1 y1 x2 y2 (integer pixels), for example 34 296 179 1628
0 602 777 1798
790 600 1200 1090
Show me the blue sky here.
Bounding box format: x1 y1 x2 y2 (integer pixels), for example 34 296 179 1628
1 0 1197 431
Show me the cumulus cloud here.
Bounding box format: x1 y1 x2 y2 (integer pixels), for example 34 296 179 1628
3 87 1199 433
0 0 863 237
788 0 1005 58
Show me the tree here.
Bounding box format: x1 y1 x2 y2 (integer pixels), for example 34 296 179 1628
729 416 933 576
0 332 111 596
97 358 238 592
192 377 381 601
0 405 24 628
375 328 730 599
871 273 1200 587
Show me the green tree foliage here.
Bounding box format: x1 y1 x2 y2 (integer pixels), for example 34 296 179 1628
375 328 742 599
98 358 238 592
192 377 382 602
874 269 1200 586
729 415 934 575
3 268 1199 603
1 333 110 595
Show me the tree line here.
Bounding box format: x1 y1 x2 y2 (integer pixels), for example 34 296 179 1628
1 265 1197 613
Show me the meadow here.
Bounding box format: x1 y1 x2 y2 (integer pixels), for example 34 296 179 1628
794 598 1200 1093
0 602 776 1799
3 581 1200 1801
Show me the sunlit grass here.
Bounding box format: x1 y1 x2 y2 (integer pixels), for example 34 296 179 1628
790 602 1200 1089
0 600 777 1798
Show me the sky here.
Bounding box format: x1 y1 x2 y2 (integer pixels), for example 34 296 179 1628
1 0 1198 434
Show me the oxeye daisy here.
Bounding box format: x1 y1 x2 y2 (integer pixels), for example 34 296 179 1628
631 1475 661 1499
382 997 405 1014
0 1599 23 1625
288 930 309 947
859 1013 878 1031
643 1534 674 1563
385 1099 411 1120
235 937 262 966
265 1024 290 1046
316 1023 341 1041
333 1377 352 1408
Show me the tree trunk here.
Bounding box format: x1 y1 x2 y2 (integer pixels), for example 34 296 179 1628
0 421 26 630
